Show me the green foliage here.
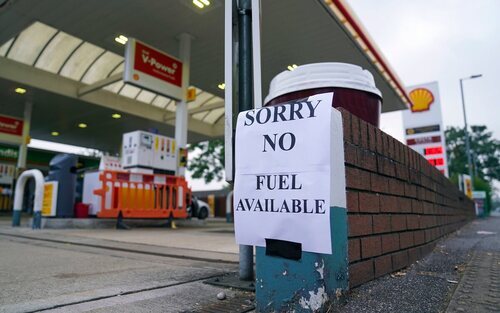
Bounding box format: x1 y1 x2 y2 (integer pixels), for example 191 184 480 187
187 139 225 183
445 125 500 182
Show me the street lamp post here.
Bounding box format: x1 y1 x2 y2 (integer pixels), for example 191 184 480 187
459 74 482 188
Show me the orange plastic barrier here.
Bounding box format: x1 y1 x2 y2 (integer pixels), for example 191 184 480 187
94 171 191 219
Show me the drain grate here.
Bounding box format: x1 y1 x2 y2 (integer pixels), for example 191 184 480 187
204 273 255 291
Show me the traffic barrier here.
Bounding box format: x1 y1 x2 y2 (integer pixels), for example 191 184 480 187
94 171 191 219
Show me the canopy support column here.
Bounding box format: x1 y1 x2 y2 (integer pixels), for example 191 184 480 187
175 33 192 177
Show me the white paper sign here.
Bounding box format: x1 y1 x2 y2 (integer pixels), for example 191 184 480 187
234 92 342 254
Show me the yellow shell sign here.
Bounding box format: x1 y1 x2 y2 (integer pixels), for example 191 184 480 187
409 88 434 112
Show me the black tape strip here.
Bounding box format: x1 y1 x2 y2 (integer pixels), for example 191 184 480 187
265 238 302 260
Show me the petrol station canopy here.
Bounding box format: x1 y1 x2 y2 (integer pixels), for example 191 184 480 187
0 0 410 153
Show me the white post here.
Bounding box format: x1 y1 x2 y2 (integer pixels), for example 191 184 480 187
251 0 262 109
175 33 192 177
224 0 234 182
226 190 233 222
12 169 45 229
17 101 32 170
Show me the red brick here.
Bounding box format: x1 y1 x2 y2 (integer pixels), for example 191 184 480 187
414 230 425 245
351 115 360 146
346 167 371 190
404 183 417 198
349 260 374 288
339 108 352 143
344 142 357 165
425 189 436 202
409 170 421 185
382 133 390 157
381 234 399 253
380 195 399 213
398 141 406 164
393 140 401 163
378 156 396 176
361 236 382 258
396 164 410 181
368 124 377 151
348 215 373 237
408 247 421 264
374 254 393 278
423 202 434 214
424 229 433 242
346 191 359 213
392 250 409 270
360 119 369 148
421 216 435 228
357 149 377 172
373 215 391 234
388 178 405 196
407 215 420 230
412 199 424 214
388 137 396 159
399 232 414 249
376 130 383 154
398 198 412 213
391 215 407 232
371 174 389 193
349 238 361 262
358 192 380 213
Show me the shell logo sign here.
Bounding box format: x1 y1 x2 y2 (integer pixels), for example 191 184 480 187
409 88 434 112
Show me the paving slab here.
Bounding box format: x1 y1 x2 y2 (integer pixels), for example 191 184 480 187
0 219 239 263
445 231 500 312
334 217 500 313
0 234 241 313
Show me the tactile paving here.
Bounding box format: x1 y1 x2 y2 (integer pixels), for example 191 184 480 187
446 251 500 312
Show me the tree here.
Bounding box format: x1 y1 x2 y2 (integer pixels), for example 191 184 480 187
187 139 225 183
445 125 500 183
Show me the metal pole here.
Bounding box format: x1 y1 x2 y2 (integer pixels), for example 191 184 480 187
472 152 478 178
460 78 474 188
238 0 253 112
237 0 254 281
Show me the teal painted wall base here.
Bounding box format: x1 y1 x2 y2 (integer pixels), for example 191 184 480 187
12 210 21 226
255 207 348 312
32 211 41 229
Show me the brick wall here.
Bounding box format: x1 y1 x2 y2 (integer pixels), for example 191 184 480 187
338 108 476 288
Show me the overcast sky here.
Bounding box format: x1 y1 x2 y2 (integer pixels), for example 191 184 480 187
346 0 500 142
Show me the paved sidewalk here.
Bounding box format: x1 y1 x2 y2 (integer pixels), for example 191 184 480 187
337 216 500 313
1 216 499 312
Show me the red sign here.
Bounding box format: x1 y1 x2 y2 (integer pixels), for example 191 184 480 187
133 41 182 87
0 115 23 136
427 158 444 166
406 135 441 146
424 146 443 156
